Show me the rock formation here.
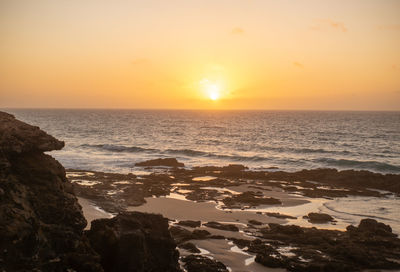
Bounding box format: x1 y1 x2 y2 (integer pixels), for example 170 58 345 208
86 212 181 272
0 111 102 271
0 112 182 272
135 158 184 167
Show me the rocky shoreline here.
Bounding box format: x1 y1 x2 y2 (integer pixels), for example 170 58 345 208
0 112 180 272
1 111 400 272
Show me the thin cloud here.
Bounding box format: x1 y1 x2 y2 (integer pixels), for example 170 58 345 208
311 19 347 32
131 58 149 65
378 24 400 31
293 62 304 68
231 27 245 35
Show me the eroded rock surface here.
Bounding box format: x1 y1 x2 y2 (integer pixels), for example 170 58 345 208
252 219 400 271
182 255 228 272
303 212 335 224
135 158 184 167
86 212 181 272
0 112 102 271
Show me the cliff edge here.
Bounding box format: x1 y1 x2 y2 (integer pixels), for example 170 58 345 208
0 112 102 271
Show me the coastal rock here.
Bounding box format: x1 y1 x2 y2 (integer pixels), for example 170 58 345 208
182 255 228 272
191 229 211 239
347 218 396 238
262 168 400 195
0 112 101 272
86 212 180 272
0 111 64 154
178 242 201 253
222 191 281 208
170 226 193 244
204 221 239 232
253 219 400 271
177 220 201 228
248 219 263 226
265 212 297 219
303 212 335 223
135 158 184 167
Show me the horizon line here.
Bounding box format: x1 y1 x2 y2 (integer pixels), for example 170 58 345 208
1 107 399 112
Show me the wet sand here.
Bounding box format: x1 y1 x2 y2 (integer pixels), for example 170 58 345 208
69 165 400 271
77 197 113 229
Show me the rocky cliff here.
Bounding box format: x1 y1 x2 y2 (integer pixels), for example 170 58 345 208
0 111 181 272
0 111 102 271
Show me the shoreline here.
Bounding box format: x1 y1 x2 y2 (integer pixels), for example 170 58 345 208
70 162 400 271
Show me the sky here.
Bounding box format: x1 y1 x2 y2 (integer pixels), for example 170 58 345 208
1 0 400 110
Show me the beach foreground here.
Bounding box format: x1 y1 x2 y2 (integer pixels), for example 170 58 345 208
71 160 400 271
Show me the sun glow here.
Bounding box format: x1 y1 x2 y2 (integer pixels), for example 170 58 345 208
200 79 222 101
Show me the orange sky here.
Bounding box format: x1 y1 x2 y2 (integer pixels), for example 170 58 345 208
1 0 399 110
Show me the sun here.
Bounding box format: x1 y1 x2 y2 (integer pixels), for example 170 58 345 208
207 84 220 101
200 79 221 101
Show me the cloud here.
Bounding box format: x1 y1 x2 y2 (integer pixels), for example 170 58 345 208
378 24 400 31
293 62 303 68
311 19 347 32
393 64 399 71
131 58 149 65
231 27 245 35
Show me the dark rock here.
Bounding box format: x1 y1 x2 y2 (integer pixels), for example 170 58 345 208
252 220 400 271
204 221 239 232
178 220 201 228
266 223 304 235
0 111 101 272
303 212 335 223
347 218 397 238
182 255 228 272
222 164 247 172
265 212 297 219
230 238 252 248
86 212 180 272
179 242 200 253
209 235 226 239
169 226 193 244
0 112 64 154
191 229 211 239
248 219 263 226
222 191 281 208
135 158 184 167
185 189 222 202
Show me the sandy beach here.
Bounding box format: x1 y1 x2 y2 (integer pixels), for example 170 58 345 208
70 162 400 271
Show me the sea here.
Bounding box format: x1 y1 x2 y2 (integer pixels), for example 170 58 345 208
4 109 400 234
5 109 400 174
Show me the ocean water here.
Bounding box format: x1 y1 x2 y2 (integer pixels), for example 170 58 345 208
5 109 400 174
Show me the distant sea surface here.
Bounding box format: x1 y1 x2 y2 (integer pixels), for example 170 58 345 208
5 109 400 174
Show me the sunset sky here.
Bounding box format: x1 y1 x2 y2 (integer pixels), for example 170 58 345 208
1 0 399 110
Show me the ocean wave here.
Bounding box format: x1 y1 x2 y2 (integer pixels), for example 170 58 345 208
80 144 158 153
80 144 273 162
315 158 400 172
79 143 400 173
257 145 352 156
323 203 392 221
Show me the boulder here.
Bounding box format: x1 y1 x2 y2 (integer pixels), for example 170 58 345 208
265 212 297 219
135 158 184 167
86 212 180 272
303 212 335 223
177 220 201 228
182 255 228 272
204 221 239 232
347 218 397 238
